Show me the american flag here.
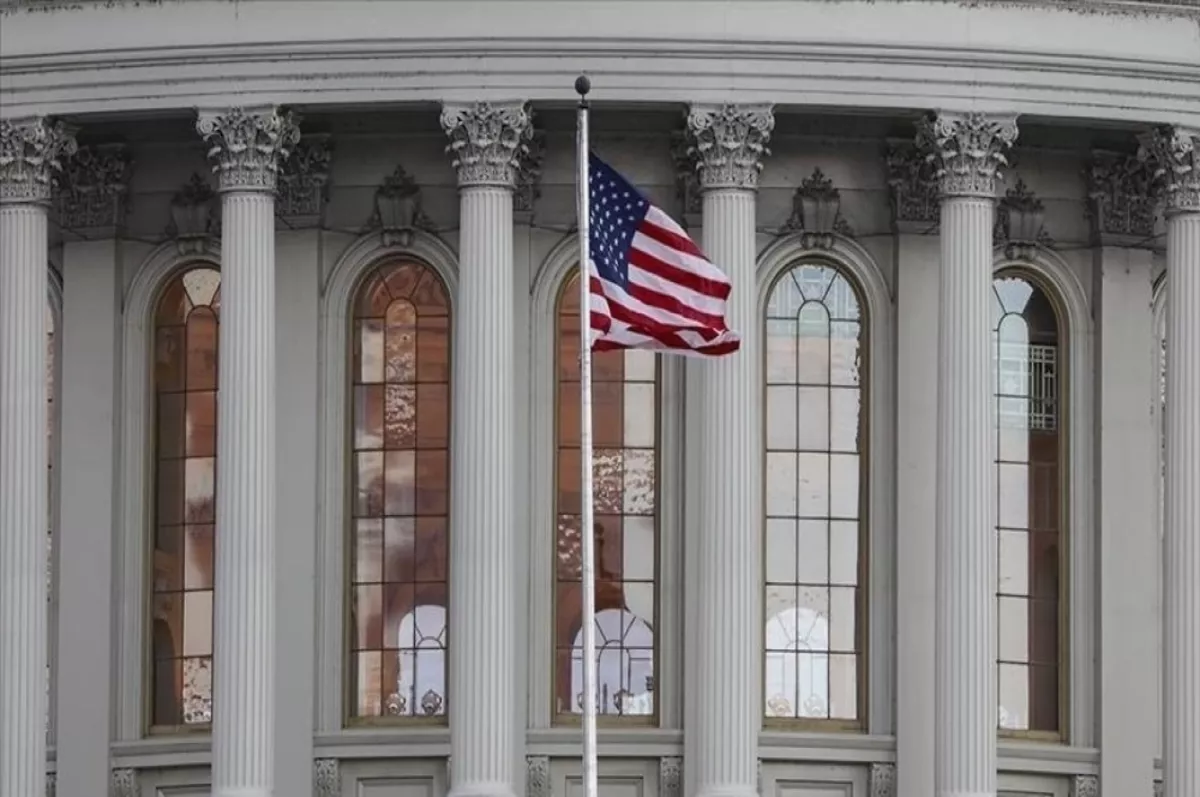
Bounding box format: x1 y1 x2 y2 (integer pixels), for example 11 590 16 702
586 153 740 356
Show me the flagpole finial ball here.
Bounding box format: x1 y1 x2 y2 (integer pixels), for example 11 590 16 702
575 75 591 97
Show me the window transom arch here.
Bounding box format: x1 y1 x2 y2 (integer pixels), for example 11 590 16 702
552 269 660 724
761 256 869 729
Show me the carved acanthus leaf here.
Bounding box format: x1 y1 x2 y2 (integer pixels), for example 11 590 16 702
313 758 339 797
660 757 682 797
916 111 1018 198
1087 150 1158 242
167 173 218 250
440 101 535 188
54 143 131 233
109 768 138 797
514 129 545 213
277 134 332 225
196 106 301 193
885 140 940 229
1139 125 1200 214
1070 774 1099 797
781 166 854 248
685 103 774 191
0 117 77 205
869 763 896 797
670 131 703 220
995 177 1054 258
526 755 551 797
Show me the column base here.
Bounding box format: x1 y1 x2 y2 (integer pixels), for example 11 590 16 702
448 783 517 797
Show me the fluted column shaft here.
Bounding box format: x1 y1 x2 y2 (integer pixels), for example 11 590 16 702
0 118 74 797
441 101 530 797
197 107 298 797
685 103 773 797
1144 125 1200 797
920 112 1017 797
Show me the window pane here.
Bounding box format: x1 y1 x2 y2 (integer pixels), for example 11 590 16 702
993 274 1063 736
348 261 450 721
150 266 220 729
763 262 866 726
554 273 659 722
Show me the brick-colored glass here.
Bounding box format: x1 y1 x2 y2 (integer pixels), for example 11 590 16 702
994 273 1064 736
150 266 220 728
554 272 658 722
348 260 450 721
762 262 866 726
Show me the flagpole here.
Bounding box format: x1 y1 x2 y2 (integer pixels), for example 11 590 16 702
574 73 600 797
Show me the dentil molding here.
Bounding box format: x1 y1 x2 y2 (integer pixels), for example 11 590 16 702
685 103 774 191
916 111 1019 198
440 100 536 189
1139 125 1200 214
0 116 77 205
196 106 301 193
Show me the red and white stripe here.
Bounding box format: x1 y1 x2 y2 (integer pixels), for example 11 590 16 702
588 205 740 356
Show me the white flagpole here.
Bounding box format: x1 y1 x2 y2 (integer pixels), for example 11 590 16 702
573 74 600 797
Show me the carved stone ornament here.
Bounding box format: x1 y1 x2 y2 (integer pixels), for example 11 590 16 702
869 763 896 797
371 164 436 246
1139 125 1200 214
916 111 1019 198
1154 778 1164 797
0 117 77 205
1070 774 1098 797
685 103 774 191
167 173 218 254
54 143 131 235
45 772 55 797
526 755 552 797
670 130 703 225
109 768 138 797
885 140 940 231
196 106 301 193
276 134 332 227
1087 150 1158 244
313 758 339 797
659 756 682 797
514 129 545 214
781 167 855 248
995 177 1054 259
440 100 535 189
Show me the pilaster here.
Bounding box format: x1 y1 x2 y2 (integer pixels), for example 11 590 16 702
1140 125 1200 797
440 99 532 797
0 116 75 797
196 105 299 797
684 101 773 797
919 110 1018 797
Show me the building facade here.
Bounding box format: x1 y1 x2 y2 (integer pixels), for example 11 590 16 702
1 2 1198 797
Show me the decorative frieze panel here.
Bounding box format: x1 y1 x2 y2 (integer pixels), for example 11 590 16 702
1070 774 1098 797
916 111 1019 198
869 763 896 797
685 103 774 191
109 768 138 797
780 166 854 248
1139 125 1200 213
0 117 77 205
54 142 131 236
370 163 436 246
659 757 681 797
526 755 551 797
885 140 940 231
1086 149 1157 244
995 177 1054 259
166 173 218 254
276 133 332 227
314 758 339 797
440 100 536 188
196 106 301 193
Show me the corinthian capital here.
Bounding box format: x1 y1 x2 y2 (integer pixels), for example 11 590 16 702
196 106 301 193
0 117 77 205
1139 125 1200 215
685 103 774 191
916 112 1018 199
440 101 534 189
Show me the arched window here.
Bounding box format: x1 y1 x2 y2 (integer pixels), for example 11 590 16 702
554 271 658 723
993 272 1066 738
763 261 867 728
149 265 220 729
347 260 450 721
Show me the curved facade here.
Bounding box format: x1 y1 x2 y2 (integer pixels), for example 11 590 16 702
1 2 1198 797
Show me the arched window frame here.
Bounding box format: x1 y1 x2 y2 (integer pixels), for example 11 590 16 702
755 234 894 736
114 237 222 740
528 234 685 729
992 247 1094 748
47 264 63 748
315 230 459 734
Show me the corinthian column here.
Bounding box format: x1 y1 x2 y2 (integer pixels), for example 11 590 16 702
196 106 299 797
684 103 774 797
0 116 75 797
1141 126 1200 797
919 111 1017 797
440 100 532 797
